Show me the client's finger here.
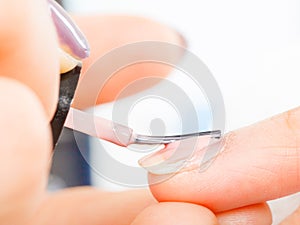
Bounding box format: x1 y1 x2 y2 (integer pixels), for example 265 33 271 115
0 78 51 224
148 107 300 212
0 0 59 118
72 15 184 107
31 188 156 225
131 202 218 225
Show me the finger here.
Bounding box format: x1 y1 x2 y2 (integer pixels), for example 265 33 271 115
148 107 300 212
132 202 271 225
216 203 272 225
0 0 59 118
31 188 156 225
131 202 218 225
280 206 300 225
0 78 51 224
71 15 184 108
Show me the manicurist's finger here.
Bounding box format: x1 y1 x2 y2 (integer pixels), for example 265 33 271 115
71 15 184 108
0 78 51 224
131 202 218 225
132 202 271 225
0 0 59 118
147 107 300 212
31 188 156 225
216 203 272 225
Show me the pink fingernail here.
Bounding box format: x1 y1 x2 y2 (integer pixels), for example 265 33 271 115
48 0 90 59
138 142 187 175
139 136 222 175
138 143 176 168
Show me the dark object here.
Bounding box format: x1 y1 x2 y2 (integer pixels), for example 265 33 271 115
50 65 91 187
50 127 90 187
50 66 81 147
49 0 91 188
55 0 64 7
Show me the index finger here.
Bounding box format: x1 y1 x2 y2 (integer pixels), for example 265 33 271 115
147 107 300 212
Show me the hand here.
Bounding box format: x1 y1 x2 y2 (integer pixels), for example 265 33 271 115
0 1 176 224
2 1 296 224
75 10 300 225
137 107 300 224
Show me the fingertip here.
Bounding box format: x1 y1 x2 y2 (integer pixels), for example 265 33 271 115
148 171 204 206
148 107 300 212
131 202 218 225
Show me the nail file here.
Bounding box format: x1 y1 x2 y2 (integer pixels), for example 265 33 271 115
50 66 81 146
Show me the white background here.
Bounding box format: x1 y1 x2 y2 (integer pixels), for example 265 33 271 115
64 1 300 224
66 0 300 130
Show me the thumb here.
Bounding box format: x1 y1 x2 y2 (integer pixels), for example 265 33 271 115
146 107 300 212
131 202 218 225
0 0 59 118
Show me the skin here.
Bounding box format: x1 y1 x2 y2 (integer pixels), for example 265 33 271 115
72 15 185 109
148 107 300 224
0 1 298 224
0 0 59 119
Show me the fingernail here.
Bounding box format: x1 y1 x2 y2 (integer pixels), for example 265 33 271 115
138 143 187 175
197 140 226 172
197 133 236 172
59 48 80 74
139 137 212 175
48 0 90 60
139 136 226 175
138 144 176 167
